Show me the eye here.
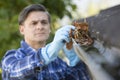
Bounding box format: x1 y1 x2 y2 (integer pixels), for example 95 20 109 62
32 21 38 25
41 20 49 25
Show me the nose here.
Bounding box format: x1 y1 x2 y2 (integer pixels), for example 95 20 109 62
36 22 43 30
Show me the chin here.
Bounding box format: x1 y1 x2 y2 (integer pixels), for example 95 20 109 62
34 35 49 42
36 38 48 42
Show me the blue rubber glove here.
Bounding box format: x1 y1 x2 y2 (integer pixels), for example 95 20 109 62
63 45 80 67
41 25 75 64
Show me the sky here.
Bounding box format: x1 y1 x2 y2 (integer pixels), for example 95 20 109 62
73 0 120 17
59 0 120 25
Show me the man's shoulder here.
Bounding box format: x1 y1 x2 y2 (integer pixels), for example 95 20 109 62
4 49 17 57
1 49 18 64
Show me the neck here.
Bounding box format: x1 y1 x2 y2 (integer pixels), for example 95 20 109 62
25 40 46 50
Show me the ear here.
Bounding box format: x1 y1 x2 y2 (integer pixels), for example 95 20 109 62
19 25 24 35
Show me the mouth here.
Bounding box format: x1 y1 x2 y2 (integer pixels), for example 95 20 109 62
35 32 47 36
35 33 45 35
36 33 45 34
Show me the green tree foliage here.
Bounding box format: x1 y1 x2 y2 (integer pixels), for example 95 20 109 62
0 0 76 79
0 0 76 60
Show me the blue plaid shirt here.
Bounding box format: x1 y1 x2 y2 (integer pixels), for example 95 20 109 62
2 40 91 80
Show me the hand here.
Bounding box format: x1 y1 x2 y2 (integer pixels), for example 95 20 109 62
53 25 75 43
63 45 80 67
41 25 75 64
93 40 105 54
49 25 75 53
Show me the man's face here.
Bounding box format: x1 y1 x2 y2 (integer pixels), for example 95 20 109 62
19 11 51 43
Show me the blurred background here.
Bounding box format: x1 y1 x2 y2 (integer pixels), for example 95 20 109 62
0 0 120 80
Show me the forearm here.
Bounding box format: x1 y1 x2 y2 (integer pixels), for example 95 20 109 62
41 42 64 64
63 45 80 67
69 56 80 67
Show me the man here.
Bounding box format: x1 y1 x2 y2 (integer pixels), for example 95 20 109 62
1 4 90 80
